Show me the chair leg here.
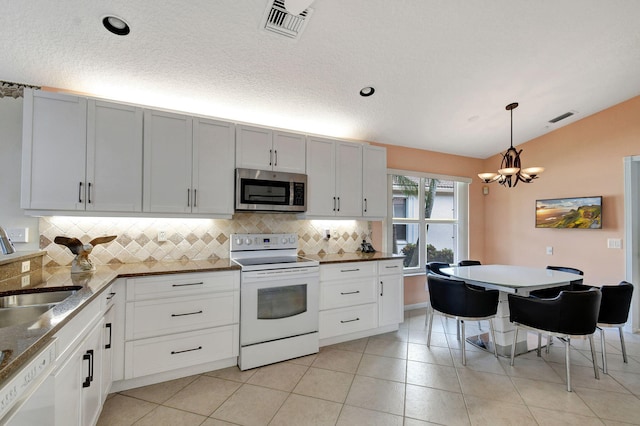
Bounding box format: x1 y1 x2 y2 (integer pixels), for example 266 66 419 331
546 334 552 354
537 333 542 357
589 334 600 380
456 320 461 341
619 326 628 364
489 319 498 359
426 310 434 347
478 320 482 330
510 326 518 366
565 337 572 392
461 320 466 366
600 327 608 374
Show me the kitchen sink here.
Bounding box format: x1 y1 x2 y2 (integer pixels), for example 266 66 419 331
0 287 81 309
0 287 82 328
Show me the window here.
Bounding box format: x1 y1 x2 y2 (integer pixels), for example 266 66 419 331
388 170 470 274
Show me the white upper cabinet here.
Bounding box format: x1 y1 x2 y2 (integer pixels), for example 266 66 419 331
21 89 143 212
192 117 235 215
21 90 87 210
143 110 193 214
236 125 306 173
143 110 234 215
362 145 387 218
306 137 363 217
87 100 143 212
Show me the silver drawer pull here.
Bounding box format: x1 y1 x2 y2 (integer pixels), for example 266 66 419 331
171 346 203 355
172 282 204 287
171 310 203 317
106 292 116 300
340 291 360 295
340 318 360 323
340 268 360 272
385 265 399 269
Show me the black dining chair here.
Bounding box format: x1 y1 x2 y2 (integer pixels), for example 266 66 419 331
458 260 481 266
426 275 499 365
597 281 634 373
528 266 584 299
508 288 601 392
426 261 451 277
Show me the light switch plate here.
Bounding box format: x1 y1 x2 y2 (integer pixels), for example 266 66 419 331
607 238 622 249
7 227 28 243
546 246 553 255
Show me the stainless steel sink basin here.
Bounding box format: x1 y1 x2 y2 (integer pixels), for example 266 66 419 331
0 287 82 328
0 287 81 309
0 305 56 328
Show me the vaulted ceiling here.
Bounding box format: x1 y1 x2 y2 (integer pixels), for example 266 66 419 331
2 0 640 158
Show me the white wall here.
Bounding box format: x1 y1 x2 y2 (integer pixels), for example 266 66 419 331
0 97 39 251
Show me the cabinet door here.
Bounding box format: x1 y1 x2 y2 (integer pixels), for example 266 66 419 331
305 137 336 216
143 110 193 213
362 145 387 218
335 141 363 217
378 271 404 327
54 319 103 426
236 125 272 170
87 100 143 212
21 89 87 210
101 304 115 401
192 118 235 215
272 131 306 173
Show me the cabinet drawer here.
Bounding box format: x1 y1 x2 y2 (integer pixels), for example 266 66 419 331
319 303 377 339
320 261 376 281
126 292 238 340
320 278 375 310
125 325 239 379
126 271 239 301
378 259 403 275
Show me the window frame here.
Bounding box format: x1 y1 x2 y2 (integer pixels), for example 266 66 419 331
386 169 471 276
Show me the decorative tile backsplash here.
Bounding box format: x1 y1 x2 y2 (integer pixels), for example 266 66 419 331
39 214 372 267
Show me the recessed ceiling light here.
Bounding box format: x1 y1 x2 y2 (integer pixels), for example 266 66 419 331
359 87 375 97
102 16 130 36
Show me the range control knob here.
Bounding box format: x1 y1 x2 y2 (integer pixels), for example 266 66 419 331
281 237 288 244
235 238 243 245
289 236 296 243
245 238 252 245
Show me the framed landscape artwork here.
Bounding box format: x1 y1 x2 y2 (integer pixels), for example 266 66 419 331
535 196 602 229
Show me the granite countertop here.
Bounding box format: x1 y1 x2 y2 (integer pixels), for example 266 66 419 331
304 252 403 264
0 252 402 387
0 258 240 386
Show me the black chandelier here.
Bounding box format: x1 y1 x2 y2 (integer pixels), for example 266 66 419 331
478 102 544 187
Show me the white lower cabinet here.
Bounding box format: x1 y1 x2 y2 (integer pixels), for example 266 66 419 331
319 260 404 342
53 317 103 426
123 271 240 380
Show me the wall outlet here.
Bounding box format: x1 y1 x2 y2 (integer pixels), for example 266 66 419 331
324 229 331 240
546 246 553 255
607 238 622 249
7 227 28 243
158 231 167 242
21 260 30 273
21 275 30 287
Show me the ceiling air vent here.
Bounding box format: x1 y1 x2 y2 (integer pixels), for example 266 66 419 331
548 111 575 124
261 0 313 39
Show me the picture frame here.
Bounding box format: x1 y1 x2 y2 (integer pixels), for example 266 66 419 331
535 196 602 229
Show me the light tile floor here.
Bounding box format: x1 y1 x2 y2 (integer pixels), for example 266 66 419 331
98 309 640 425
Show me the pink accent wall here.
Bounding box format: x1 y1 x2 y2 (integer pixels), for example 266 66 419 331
375 95 640 306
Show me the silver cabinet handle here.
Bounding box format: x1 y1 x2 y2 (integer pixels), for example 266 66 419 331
385 265 399 269
333 197 336 211
87 182 92 204
364 198 367 212
340 318 360 323
269 149 273 166
380 281 384 296
171 310 203 317
171 346 202 355
193 189 197 207
340 290 360 295
78 182 83 203
274 150 278 166
340 268 360 273
337 197 341 212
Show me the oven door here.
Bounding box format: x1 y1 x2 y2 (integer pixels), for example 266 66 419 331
240 267 319 346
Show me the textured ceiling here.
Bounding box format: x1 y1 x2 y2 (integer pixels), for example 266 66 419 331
2 0 640 158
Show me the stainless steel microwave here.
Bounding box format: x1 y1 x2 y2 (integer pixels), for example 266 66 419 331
235 168 307 212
